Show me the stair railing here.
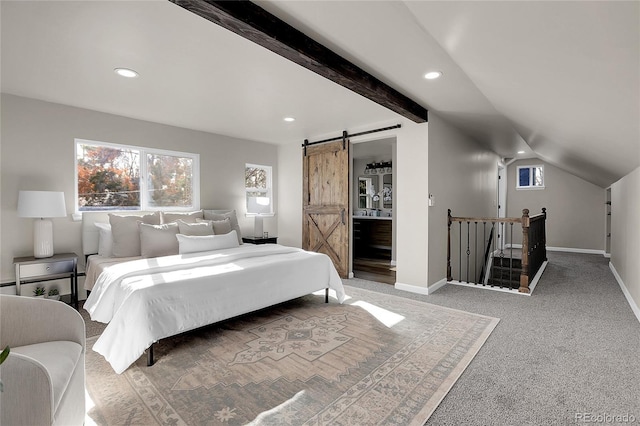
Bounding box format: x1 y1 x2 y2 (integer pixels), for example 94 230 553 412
447 208 547 293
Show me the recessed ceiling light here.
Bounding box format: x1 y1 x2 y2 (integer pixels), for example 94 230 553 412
283 117 295 122
517 150 526 154
114 68 139 78
424 71 442 80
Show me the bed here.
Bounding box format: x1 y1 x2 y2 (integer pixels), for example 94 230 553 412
81 210 347 374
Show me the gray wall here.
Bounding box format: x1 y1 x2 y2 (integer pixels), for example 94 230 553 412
610 166 640 315
0 94 278 284
506 159 605 250
427 113 500 286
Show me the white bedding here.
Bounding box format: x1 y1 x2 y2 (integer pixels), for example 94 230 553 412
84 255 141 291
84 244 347 374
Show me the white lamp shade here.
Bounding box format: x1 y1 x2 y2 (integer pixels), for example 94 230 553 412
247 196 271 215
18 191 67 218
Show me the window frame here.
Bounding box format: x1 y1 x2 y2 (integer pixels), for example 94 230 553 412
75 138 200 213
245 163 274 216
516 164 545 190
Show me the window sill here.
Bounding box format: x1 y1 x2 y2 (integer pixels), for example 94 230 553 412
516 186 545 190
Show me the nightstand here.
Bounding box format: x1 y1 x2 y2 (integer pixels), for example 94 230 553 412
13 253 79 309
242 236 278 245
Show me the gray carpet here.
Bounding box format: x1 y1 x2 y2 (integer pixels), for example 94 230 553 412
345 251 640 425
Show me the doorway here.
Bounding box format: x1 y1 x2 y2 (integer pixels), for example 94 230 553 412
351 138 396 284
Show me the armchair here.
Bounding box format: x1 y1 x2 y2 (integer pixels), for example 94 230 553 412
0 295 85 425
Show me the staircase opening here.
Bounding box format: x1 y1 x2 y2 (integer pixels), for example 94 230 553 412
447 208 548 294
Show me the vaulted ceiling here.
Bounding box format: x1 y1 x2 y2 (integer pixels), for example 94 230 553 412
2 1 638 188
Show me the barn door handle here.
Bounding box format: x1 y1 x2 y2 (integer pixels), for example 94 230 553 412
341 209 345 225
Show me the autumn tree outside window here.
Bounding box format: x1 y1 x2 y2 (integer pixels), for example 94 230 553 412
75 139 200 212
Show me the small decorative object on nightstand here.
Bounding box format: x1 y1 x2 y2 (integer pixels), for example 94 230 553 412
242 236 278 245
13 253 78 309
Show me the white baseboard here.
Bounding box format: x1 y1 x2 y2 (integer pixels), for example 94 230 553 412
395 281 430 296
448 280 531 296
505 244 605 256
527 260 547 294
547 246 605 255
348 272 354 279
609 262 640 325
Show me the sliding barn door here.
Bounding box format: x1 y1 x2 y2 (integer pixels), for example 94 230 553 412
303 139 349 278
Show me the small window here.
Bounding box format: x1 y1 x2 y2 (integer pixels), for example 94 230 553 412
245 164 273 215
76 139 199 212
517 165 544 189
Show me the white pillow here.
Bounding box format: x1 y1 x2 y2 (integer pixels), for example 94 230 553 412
139 222 179 258
177 230 239 254
94 222 113 257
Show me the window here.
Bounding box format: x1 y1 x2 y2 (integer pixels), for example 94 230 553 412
245 164 273 215
75 139 199 212
517 165 544 189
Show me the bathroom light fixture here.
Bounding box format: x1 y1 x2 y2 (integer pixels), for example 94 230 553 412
424 71 442 80
283 117 295 122
114 68 139 78
517 150 526 154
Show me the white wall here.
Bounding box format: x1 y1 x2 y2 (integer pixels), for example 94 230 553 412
1 94 278 286
507 158 605 251
610 166 640 317
427 113 500 286
394 121 429 288
276 142 302 248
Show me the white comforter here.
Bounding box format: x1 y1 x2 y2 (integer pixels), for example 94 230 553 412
84 244 347 374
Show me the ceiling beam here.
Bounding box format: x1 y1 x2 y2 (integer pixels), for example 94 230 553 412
170 0 428 123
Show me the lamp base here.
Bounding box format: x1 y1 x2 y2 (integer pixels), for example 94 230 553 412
254 215 264 238
34 218 54 258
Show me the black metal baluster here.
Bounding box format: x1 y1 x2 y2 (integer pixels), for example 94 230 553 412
482 222 487 286
490 222 495 287
466 221 471 283
459 221 462 282
474 222 478 284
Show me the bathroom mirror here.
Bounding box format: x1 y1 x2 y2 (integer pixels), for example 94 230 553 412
382 174 392 209
358 176 377 209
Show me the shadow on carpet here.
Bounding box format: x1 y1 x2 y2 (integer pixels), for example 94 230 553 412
85 286 499 425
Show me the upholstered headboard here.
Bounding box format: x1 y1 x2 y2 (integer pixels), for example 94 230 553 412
81 210 233 255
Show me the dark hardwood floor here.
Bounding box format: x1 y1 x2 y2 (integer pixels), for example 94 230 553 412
353 257 396 284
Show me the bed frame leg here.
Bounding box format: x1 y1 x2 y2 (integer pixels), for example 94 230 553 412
325 288 329 303
147 343 154 366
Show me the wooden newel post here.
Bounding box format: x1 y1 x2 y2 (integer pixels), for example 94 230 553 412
447 209 452 281
519 208 531 293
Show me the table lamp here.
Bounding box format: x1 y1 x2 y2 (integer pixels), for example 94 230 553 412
248 196 271 237
17 190 67 258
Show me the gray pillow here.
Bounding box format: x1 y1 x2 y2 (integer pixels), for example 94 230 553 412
203 210 242 244
197 218 232 235
139 222 179 258
161 210 204 224
177 219 214 236
109 212 160 257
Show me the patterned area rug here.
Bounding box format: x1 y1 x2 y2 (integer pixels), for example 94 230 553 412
84 286 499 425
